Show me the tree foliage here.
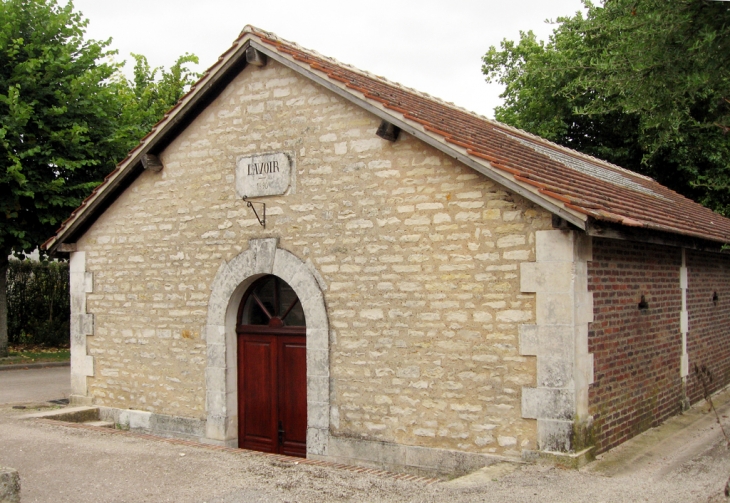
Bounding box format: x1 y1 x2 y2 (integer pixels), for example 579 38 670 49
126 52 199 138
483 0 730 214
0 0 199 353
109 52 199 153
0 0 122 257
0 0 199 261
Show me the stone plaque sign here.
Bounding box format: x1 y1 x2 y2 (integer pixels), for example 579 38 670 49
236 152 291 198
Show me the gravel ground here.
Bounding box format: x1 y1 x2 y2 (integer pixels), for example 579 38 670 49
1 396 729 503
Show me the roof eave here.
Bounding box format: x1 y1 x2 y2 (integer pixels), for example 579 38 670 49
586 217 730 251
44 35 257 255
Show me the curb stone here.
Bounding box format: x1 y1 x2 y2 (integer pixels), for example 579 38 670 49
0 361 69 372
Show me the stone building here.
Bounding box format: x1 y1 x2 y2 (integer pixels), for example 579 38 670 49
43 26 730 476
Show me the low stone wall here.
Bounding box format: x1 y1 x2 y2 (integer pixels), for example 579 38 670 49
96 406 518 478
317 436 518 478
99 407 206 441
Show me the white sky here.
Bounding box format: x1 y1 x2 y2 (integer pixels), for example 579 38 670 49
68 0 586 118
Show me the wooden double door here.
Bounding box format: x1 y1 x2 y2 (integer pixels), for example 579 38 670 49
237 276 307 458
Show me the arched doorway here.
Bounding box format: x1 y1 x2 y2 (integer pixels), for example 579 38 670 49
237 274 307 457
205 238 330 455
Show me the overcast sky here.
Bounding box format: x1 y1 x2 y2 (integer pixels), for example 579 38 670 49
68 0 586 118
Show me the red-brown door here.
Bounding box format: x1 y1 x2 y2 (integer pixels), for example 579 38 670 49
237 275 307 457
277 336 307 456
237 333 307 457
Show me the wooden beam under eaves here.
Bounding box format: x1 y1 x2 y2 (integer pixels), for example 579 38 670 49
246 47 268 67
376 120 400 142
58 243 77 253
142 154 163 172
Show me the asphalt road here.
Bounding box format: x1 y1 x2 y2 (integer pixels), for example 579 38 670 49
0 366 71 404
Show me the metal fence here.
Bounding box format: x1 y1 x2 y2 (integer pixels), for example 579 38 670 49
6 259 70 347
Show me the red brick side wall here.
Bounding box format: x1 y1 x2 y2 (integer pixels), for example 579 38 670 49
587 238 683 453
686 250 730 403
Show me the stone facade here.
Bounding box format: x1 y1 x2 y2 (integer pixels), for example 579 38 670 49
75 59 554 462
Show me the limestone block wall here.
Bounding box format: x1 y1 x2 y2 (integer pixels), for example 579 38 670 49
77 59 553 457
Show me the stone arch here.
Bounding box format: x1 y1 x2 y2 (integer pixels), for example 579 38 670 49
204 238 329 455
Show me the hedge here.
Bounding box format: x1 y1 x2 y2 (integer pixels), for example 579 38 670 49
6 259 70 347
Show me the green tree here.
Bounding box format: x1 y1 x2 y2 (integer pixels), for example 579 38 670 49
0 0 123 356
0 0 198 356
127 52 199 136
108 52 199 155
482 0 730 215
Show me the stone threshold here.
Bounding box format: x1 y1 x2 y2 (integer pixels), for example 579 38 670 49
522 447 596 469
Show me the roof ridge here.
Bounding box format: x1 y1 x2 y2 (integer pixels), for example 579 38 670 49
240 26 500 124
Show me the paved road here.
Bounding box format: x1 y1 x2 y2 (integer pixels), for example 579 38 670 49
0 366 71 404
1 369 730 502
0 392 729 502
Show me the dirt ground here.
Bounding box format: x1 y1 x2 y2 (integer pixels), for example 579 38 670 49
1 392 730 503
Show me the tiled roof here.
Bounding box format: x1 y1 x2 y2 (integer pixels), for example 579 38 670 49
43 26 730 252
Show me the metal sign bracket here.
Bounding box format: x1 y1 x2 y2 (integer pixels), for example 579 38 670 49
242 195 266 228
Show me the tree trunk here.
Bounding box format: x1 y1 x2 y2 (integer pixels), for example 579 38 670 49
0 256 8 357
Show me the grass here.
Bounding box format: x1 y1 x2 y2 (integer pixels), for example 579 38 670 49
1 345 70 366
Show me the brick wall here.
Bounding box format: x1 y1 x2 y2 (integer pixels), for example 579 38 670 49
686 250 730 403
587 238 683 453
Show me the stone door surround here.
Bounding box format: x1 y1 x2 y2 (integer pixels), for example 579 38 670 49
204 238 330 454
